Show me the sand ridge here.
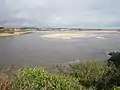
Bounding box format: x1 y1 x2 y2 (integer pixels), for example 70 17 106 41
41 30 119 39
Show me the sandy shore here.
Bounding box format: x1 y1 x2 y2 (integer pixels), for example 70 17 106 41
42 33 86 38
0 31 33 36
41 30 120 38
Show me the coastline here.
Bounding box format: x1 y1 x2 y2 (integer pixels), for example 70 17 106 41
0 31 33 37
0 30 119 37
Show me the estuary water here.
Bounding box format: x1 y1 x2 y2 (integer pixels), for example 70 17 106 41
0 31 120 69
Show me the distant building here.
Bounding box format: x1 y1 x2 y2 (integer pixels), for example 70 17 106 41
0 27 4 29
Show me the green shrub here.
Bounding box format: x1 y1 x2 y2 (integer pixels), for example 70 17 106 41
0 60 119 90
12 67 83 90
113 87 120 90
56 61 116 89
98 68 120 90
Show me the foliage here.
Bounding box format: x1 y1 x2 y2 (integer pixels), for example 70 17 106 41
0 73 12 90
56 61 116 89
12 67 82 90
0 60 120 90
107 51 120 68
0 68 15 90
113 87 120 90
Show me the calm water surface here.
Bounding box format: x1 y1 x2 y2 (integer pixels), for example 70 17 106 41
0 31 120 69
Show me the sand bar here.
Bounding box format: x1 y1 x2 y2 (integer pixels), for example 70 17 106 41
41 30 120 38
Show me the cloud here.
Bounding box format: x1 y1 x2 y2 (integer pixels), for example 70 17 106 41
0 0 120 28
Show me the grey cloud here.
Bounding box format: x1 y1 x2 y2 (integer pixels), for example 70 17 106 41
0 0 120 28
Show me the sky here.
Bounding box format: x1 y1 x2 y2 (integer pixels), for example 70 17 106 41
0 0 120 28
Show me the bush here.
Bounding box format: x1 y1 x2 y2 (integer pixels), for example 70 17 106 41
56 61 116 89
113 87 120 90
0 68 15 90
97 68 120 90
12 67 83 90
0 73 12 90
1 59 120 90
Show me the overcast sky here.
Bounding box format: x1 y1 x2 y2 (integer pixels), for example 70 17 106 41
0 0 120 28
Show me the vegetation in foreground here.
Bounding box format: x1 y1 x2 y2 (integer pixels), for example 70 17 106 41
0 51 120 90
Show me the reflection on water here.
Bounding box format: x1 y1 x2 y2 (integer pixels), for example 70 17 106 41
0 32 120 69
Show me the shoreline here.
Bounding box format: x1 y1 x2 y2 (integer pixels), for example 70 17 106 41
0 31 34 36
0 30 119 37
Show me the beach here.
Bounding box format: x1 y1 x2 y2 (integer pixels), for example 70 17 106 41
0 31 33 36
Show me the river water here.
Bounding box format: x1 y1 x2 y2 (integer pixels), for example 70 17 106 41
0 31 120 69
